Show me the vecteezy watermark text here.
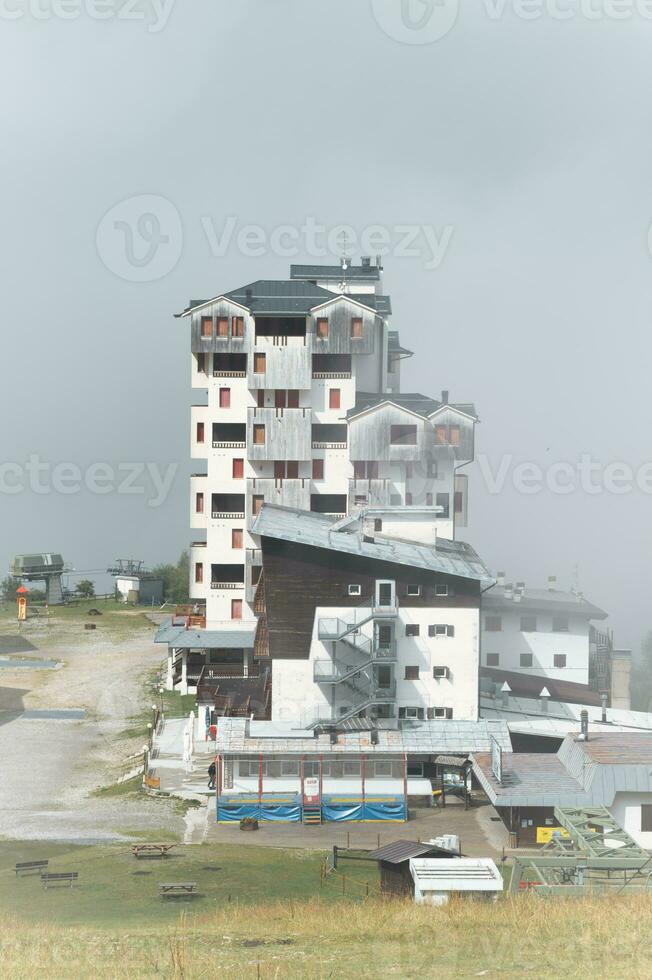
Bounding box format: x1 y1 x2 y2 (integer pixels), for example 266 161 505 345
0 456 178 508
0 0 175 32
96 197 455 282
371 0 652 45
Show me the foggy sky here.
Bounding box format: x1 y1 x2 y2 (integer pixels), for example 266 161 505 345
2 1 651 649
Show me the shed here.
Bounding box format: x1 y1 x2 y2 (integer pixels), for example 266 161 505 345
367 838 459 897
409 858 503 905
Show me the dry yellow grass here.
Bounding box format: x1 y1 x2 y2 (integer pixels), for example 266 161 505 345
1 894 652 979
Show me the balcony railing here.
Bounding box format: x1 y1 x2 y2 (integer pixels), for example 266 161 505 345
211 581 245 590
312 371 352 380
212 511 246 519
213 440 246 449
312 441 347 449
213 370 246 378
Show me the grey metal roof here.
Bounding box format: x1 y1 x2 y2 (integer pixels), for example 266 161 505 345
347 293 392 315
290 263 382 282
347 392 478 421
215 718 512 756
388 331 413 357
154 621 257 650
483 587 607 620
225 280 335 315
252 504 493 586
367 840 454 864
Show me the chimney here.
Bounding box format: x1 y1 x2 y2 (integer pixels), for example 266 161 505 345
548 575 557 591
441 389 450 405
496 571 506 588
375 254 383 272
245 287 253 302
580 709 589 740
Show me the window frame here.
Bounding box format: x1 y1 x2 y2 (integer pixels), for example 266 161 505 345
404 665 420 680
348 584 362 597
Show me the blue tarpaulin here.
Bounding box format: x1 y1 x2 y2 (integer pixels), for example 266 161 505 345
322 803 364 822
260 804 301 822
218 794 406 823
218 803 259 822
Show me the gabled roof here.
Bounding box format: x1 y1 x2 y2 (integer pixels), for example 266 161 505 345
347 391 478 422
252 503 493 585
368 840 456 864
154 621 257 650
177 281 336 318
483 586 607 619
309 293 384 316
290 262 382 282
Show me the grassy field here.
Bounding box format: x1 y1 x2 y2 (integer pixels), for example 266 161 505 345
0 840 378 929
0 892 650 978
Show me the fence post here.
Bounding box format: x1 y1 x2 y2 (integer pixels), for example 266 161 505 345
342 874 346 896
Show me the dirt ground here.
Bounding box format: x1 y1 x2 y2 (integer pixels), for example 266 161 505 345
0 606 185 842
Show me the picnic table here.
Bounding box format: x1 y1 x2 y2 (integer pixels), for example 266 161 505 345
159 882 198 897
132 843 176 859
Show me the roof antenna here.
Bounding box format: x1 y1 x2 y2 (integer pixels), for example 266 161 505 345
338 231 351 293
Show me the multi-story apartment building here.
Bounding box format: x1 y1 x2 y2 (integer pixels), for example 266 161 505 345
163 259 479 695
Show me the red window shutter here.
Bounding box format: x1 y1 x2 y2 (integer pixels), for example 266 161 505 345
257 389 265 407
232 458 244 479
252 495 264 515
275 389 287 409
329 388 341 410
450 425 461 446
232 529 243 549
196 492 204 514
287 461 299 479
253 425 265 445
435 425 448 445
231 599 243 620
217 317 229 337
201 316 212 337
195 562 203 584
287 389 299 408
316 318 329 338
219 388 231 408
454 491 464 514
312 459 324 480
351 317 363 338
274 460 285 480
232 316 245 337
196 422 205 443
254 353 266 374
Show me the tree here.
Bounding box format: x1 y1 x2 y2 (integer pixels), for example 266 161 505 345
152 552 190 604
76 579 96 599
0 575 21 601
631 632 652 713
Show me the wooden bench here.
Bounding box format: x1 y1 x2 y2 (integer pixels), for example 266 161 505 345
15 860 49 877
159 882 198 898
132 843 176 859
41 872 78 890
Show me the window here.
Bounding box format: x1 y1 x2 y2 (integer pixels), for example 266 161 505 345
435 424 461 446
257 389 265 407
195 562 203 584
405 492 413 506
196 422 205 444
316 317 329 338
554 654 567 669
520 616 537 632
275 389 287 409
329 388 341 410
232 316 245 337
485 616 502 632
253 424 265 445
429 624 455 637
520 653 533 668
200 316 212 337
406 762 424 777
287 389 300 408
312 458 324 480
433 666 450 679
287 461 299 479
253 352 266 374
454 491 464 514
377 624 393 648
431 707 453 719
405 666 420 680
406 585 421 597
374 518 383 532
196 492 204 514
486 653 500 667
406 624 420 637
436 492 450 518
231 529 243 550
231 599 242 620
274 460 285 481
353 460 365 480
197 352 206 373
450 425 461 446
351 317 363 338
435 424 448 445
399 707 425 720
216 317 229 337
374 761 393 777
435 584 449 597
426 493 434 506
219 388 231 408
348 584 362 596
232 458 244 479
641 805 652 833
252 495 264 516
390 424 417 445
553 616 570 633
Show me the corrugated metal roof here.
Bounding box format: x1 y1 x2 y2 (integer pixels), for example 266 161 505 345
347 392 478 421
252 504 493 585
367 840 454 864
215 717 511 755
290 263 382 281
154 621 257 649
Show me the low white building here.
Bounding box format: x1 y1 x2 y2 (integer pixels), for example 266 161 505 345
252 504 493 729
409 858 503 905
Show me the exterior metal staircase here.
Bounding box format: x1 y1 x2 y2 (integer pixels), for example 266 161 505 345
302 804 322 825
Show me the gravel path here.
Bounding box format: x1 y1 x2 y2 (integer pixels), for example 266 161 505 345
0 613 185 842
